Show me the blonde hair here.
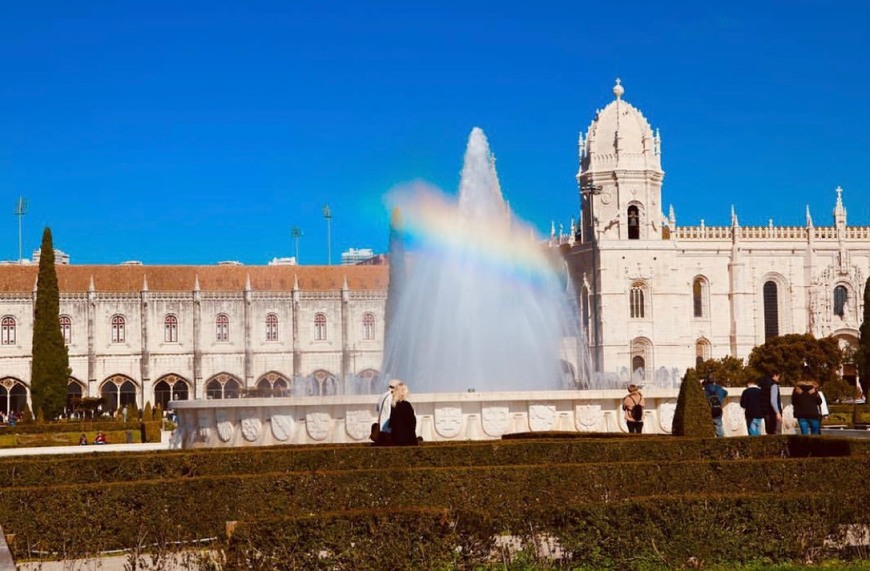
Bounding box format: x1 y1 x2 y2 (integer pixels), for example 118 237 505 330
392 382 409 404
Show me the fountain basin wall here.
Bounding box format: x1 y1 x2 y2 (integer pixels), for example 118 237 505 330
170 389 797 448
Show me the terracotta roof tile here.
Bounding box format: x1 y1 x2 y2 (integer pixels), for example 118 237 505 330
0 265 388 293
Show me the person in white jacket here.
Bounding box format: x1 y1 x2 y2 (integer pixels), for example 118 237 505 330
375 379 401 439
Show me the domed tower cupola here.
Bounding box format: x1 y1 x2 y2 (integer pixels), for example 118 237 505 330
577 79 665 242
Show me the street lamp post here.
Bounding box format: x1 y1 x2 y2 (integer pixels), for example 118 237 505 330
291 226 303 263
322 205 332 265
579 182 602 372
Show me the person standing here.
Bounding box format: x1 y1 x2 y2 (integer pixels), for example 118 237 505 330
792 378 823 435
389 382 418 446
739 380 765 436
622 384 645 434
703 375 729 437
758 371 783 435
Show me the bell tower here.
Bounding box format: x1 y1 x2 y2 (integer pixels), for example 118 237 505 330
578 79 665 243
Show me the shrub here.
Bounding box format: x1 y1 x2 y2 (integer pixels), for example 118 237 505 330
672 375 715 437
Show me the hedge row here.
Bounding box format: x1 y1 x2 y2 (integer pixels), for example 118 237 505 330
3 455 868 558
0 419 153 436
224 492 870 570
1 434 863 488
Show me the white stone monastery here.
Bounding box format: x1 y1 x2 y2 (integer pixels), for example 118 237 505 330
563 79 869 385
0 80 868 419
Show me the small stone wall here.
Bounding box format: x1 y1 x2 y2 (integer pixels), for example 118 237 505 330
171 389 797 448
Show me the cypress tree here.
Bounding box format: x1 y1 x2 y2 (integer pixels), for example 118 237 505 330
672 373 715 437
859 277 870 397
30 227 70 421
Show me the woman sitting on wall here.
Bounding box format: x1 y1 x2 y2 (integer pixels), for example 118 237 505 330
389 382 418 446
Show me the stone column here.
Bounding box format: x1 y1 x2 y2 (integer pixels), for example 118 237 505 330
87 276 97 398
192 276 202 399
139 277 150 409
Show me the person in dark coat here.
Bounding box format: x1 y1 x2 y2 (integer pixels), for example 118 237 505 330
792 378 823 435
389 382 418 446
739 380 765 435
758 371 782 435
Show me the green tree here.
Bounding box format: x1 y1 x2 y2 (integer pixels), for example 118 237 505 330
692 356 748 387
858 277 870 395
30 227 70 421
746 333 841 387
672 372 715 437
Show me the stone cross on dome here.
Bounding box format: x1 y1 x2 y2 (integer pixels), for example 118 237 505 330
613 78 624 100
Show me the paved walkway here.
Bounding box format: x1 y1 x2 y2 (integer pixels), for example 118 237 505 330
0 431 173 458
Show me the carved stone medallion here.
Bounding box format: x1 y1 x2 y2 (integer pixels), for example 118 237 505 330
481 405 509 437
345 409 372 441
529 404 556 432
271 413 295 442
306 412 331 441
575 404 602 432
215 409 235 443
197 410 212 442
240 409 262 442
434 406 463 438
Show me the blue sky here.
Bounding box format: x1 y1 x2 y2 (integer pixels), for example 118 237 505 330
1 1 868 265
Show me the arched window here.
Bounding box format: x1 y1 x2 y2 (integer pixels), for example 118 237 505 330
630 283 645 319
627 205 640 240
164 315 178 343
834 285 848 317
111 315 126 343
215 314 229 342
362 313 375 340
265 313 279 342
632 356 645 375
60 315 72 344
763 281 779 340
1 316 15 345
692 277 709 318
314 313 327 341
205 374 241 399
695 338 711 366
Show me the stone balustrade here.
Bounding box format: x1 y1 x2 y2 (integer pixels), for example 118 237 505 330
171 388 797 448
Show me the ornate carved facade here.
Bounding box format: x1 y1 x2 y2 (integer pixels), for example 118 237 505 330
561 80 870 382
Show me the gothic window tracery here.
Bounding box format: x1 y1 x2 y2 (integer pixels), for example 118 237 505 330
111 315 126 344
630 283 646 319
60 315 72 344
362 313 375 340
266 313 279 341
215 314 229 343
314 313 328 341
164 315 178 343
1 316 15 345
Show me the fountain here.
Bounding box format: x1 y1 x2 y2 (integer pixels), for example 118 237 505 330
381 127 590 392
170 129 706 448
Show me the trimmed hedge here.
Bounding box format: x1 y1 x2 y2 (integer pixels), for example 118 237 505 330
0 434 864 488
0 420 161 447
224 492 870 570
3 455 869 558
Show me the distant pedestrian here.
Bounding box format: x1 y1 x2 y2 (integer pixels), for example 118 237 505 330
389 382 418 446
703 375 728 437
739 380 764 436
622 384 645 434
78 433 88 446
94 431 107 445
792 377 822 435
758 371 783 435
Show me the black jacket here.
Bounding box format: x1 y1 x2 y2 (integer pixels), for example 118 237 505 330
740 385 765 419
389 400 418 446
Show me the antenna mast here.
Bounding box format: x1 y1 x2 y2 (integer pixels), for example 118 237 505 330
14 197 27 263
